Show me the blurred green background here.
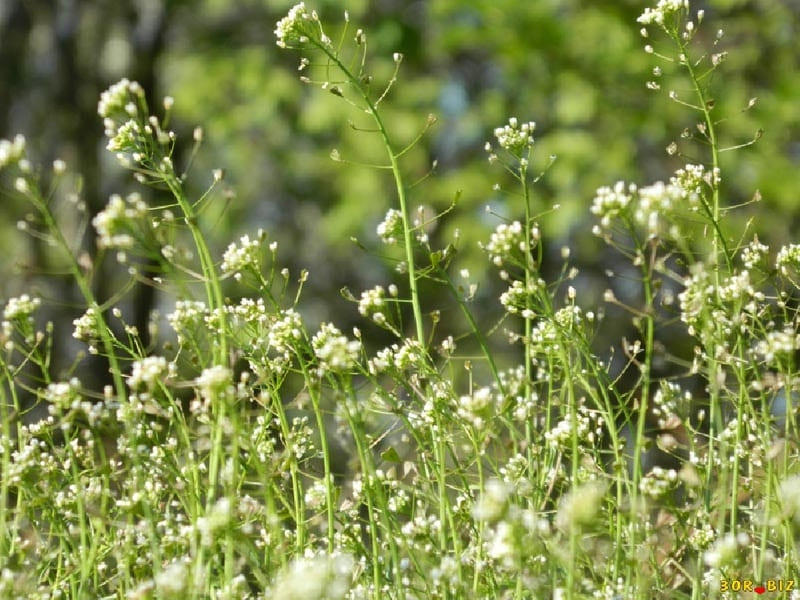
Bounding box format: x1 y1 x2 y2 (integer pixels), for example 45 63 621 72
1 0 798 385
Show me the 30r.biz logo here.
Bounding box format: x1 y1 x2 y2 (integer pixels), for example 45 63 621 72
719 579 795 594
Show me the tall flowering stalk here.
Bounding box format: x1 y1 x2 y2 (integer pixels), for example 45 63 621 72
275 3 426 347
98 79 229 365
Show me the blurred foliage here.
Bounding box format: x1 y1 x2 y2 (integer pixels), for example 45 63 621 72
1 0 798 382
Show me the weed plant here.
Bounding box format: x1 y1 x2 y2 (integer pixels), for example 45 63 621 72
1 1 798 598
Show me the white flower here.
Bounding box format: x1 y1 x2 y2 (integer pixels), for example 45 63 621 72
195 365 233 401
778 474 800 529
489 117 536 154
221 234 262 275
128 356 171 390
275 3 316 48
473 479 510 522
377 208 403 245
3 294 41 321
755 327 800 364
591 181 635 229
98 78 144 123
312 322 361 374
267 553 354 600
0 135 26 168
73 307 101 342
776 243 800 276
638 0 690 27
483 220 527 267
92 192 148 249
358 285 389 325
154 560 188 595
556 480 606 531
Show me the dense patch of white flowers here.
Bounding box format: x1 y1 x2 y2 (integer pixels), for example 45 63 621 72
592 164 716 239
267 552 354 600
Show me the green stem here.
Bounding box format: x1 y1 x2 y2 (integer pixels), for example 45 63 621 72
313 42 426 347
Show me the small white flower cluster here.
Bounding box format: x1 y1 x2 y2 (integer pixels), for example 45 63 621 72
591 182 635 230
651 381 691 428
275 3 331 49
105 119 143 154
593 164 714 239
499 279 542 317
368 339 427 375
0 134 26 169
704 531 748 568
553 305 583 330
741 237 769 270
195 365 233 402
358 285 392 326
72 306 100 343
377 208 404 245
638 466 678 499
472 479 510 523
545 404 605 450
128 356 173 390
483 220 528 267
98 78 144 122
555 480 606 532
755 327 800 364
267 552 354 600
221 234 262 277
3 294 41 321
167 300 208 343
195 496 232 547
778 474 800 529
267 308 304 356
312 322 361 374
680 265 766 343
99 79 176 169
153 560 189 596
526 318 559 353
44 378 83 413
637 0 689 27
486 117 536 158
457 386 495 429
92 192 148 249
776 243 800 277
495 366 538 421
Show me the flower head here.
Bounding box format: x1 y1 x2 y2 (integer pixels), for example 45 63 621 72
0 135 26 169
312 322 361 374
487 117 536 156
638 0 690 27
275 3 326 48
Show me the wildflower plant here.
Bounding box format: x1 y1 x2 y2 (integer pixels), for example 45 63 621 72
0 2 797 600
